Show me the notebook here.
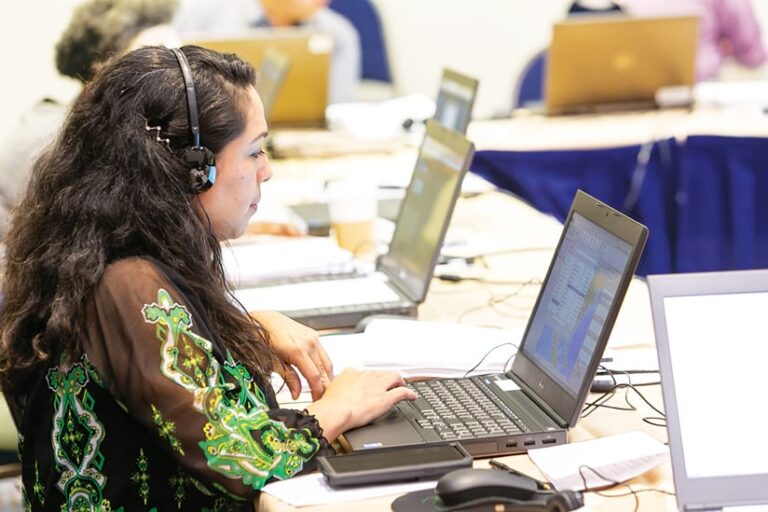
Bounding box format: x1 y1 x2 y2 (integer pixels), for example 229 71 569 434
233 120 475 330
289 68 479 235
546 15 698 115
341 190 648 457
186 28 331 125
648 270 768 511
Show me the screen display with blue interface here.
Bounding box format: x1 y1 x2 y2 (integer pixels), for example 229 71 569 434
521 213 632 396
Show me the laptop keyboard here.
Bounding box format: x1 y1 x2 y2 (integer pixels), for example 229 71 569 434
409 379 529 441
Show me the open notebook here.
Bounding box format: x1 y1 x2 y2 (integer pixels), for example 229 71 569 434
233 120 475 330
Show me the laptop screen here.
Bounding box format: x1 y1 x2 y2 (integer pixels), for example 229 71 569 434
521 212 633 396
649 270 768 511
663 291 768 479
433 69 478 134
379 123 471 301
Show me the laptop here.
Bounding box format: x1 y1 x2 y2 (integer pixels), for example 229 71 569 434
255 48 290 123
648 270 768 511
233 120 475 330
546 15 698 115
186 28 331 125
289 68 479 235
341 190 648 457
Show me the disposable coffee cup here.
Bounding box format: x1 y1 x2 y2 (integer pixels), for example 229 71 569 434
326 179 377 255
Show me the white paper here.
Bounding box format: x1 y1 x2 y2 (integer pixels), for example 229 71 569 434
222 237 355 286
528 431 668 491
233 273 400 313
261 473 436 507
358 318 522 379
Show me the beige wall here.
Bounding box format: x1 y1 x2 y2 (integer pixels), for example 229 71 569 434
1 1 768 143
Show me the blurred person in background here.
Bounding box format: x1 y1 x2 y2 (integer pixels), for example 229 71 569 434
174 0 361 104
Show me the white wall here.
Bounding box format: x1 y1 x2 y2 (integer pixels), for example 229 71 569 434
2 0 768 143
0 0 84 144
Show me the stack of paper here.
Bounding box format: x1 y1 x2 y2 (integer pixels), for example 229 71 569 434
222 236 356 286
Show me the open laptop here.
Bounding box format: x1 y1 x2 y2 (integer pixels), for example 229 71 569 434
434 68 479 134
186 28 331 125
648 270 768 511
546 15 698 115
290 68 479 235
341 190 648 456
255 48 291 123
233 120 475 330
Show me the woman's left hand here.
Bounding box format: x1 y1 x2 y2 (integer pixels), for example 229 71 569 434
251 310 334 400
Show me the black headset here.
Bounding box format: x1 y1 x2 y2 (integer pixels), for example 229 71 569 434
170 47 217 194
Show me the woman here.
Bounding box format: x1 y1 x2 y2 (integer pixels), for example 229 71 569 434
0 45 415 510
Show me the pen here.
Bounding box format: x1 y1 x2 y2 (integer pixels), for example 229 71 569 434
489 459 551 490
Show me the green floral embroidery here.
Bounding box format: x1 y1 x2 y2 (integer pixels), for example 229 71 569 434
47 357 107 511
142 288 320 489
168 468 188 510
32 461 45 506
130 449 150 505
150 405 185 456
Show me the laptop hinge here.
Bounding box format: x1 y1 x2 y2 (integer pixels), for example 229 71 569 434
684 505 722 511
512 374 569 428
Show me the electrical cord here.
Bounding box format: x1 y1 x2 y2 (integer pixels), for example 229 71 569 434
581 381 666 428
462 342 518 378
577 464 675 512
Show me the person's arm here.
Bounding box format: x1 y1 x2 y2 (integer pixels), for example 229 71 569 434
260 0 328 26
85 259 329 496
719 0 768 67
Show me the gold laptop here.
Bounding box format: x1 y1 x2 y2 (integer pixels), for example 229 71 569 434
545 15 699 115
186 28 332 126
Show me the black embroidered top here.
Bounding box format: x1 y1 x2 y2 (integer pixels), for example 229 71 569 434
14 257 333 511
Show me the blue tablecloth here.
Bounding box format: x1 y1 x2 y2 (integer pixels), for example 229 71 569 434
471 136 768 275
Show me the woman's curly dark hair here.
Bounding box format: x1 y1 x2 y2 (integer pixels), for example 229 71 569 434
0 45 275 398
56 0 178 81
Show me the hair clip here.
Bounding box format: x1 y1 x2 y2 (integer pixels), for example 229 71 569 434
145 122 172 150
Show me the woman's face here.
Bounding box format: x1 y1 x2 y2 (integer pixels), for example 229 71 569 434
198 87 272 240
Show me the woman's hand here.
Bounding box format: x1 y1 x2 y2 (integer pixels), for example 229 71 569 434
305 368 417 442
251 310 333 400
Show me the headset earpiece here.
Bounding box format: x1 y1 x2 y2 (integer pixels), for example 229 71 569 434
181 146 216 193
170 47 216 194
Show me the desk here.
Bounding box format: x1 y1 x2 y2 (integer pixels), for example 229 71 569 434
256 162 671 510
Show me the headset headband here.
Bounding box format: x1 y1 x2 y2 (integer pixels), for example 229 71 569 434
170 47 201 148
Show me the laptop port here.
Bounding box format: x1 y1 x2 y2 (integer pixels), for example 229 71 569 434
524 440 535 446
542 438 557 445
505 442 518 448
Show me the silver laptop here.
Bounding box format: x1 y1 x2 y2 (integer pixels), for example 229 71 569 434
649 270 768 512
234 120 474 330
434 68 479 134
289 68 479 235
341 190 648 456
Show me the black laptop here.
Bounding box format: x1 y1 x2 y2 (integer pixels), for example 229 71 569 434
341 190 648 456
234 120 475 330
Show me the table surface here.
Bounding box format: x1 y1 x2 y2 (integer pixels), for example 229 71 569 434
255 130 674 510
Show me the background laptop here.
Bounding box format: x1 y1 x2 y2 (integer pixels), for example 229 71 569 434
255 48 291 123
546 15 698 115
341 190 648 456
187 28 331 125
290 67 480 236
434 68 479 135
233 120 475 330
648 270 768 511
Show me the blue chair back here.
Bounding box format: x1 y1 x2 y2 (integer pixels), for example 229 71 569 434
513 50 547 109
329 0 391 82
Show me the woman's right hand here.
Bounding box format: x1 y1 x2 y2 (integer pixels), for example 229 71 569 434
305 368 417 442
